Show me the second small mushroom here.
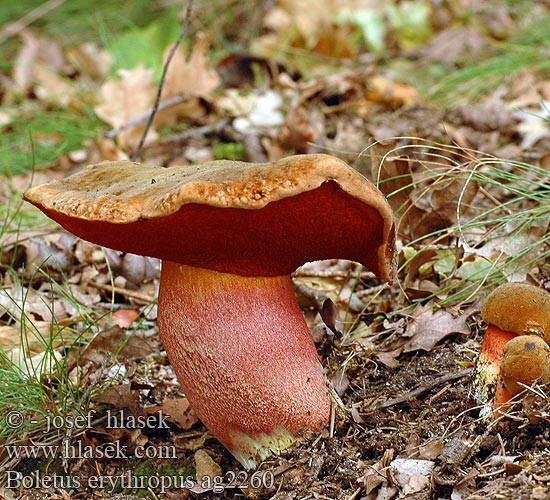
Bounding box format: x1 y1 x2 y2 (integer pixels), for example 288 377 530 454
24 154 396 468
474 282 550 416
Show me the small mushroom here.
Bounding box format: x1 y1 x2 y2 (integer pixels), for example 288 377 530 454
500 335 550 396
24 154 396 468
474 282 550 415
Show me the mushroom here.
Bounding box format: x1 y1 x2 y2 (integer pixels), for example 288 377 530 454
474 282 550 415
24 154 396 468
500 335 550 396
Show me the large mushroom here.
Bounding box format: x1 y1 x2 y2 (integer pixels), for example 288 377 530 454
474 282 550 416
24 154 396 468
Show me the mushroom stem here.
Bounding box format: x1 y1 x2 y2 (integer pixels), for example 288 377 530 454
474 325 516 416
157 261 331 469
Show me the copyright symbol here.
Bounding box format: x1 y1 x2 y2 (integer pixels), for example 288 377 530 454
5 411 24 428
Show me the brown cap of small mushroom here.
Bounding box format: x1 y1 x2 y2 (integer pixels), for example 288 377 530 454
481 282 550 344
500 335 550 396
24 154 396 469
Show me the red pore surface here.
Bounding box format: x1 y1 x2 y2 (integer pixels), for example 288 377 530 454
36 182 391 277
157 262 331 459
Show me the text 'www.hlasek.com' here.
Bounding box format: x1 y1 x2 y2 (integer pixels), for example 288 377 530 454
2 409 275 494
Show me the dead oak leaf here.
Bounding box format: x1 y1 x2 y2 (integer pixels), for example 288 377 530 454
13 30 67 95
366 76 418 107
155 32 220 129
95 383 141 410
161 32 220 100
402 304 471 353
94 63 157 148
34 66 79 108
67 42 112 80
147 397 198 430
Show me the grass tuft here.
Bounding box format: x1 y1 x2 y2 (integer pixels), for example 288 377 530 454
429 15 550 104
367 138 550 308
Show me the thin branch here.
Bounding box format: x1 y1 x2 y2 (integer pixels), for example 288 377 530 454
89 281 155 304
370 368 473 411
132 0 194 161
105 96 185 139
159 118 230 146
0 0 65 44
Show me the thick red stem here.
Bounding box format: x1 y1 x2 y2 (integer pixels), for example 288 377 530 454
157 261 331 468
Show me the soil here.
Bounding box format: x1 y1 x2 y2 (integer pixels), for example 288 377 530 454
6 273 550 500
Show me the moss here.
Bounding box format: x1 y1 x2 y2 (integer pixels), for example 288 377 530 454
132 458 156 477
156 457 195 477
212 141 244 161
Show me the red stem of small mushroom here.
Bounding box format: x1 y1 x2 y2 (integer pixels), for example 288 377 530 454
475 325 516 415
157 261 331 469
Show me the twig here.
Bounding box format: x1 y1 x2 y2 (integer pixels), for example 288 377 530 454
89 281 155 304
159 117 231 146
0 0 65 44
346 487 362 500
293 270 377 279
370 368 473 411
105 96 185 139
132 0 194 161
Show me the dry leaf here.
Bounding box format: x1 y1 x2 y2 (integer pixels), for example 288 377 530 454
91 137 129 162
402 304 471 353
33 66 78 108
161 32 220 100
190 448 224 493
420 26 488 63
13 30 67 95
119 254 160 286
94 64 157 148
366 76 418 107
112 309 139 328
0 279 73 323
359 448 395 495
0 321 64 376
194 449 222 482
370 145 414 214
66 42 112 80
217 53 297 88
279 105 325 153
376 348 402 368
260 0 356 57
475 213 550 282
0 325 20 351
331 368 350 396
154 32 220 129
96 383 141 410
147 397 198 430
319 298 344 335
25 232 77 272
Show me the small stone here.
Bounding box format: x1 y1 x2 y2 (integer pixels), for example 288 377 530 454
194 449 222 483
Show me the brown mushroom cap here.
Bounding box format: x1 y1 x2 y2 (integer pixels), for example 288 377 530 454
24 154 396 279
500 335 550 396
481 283 550 345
